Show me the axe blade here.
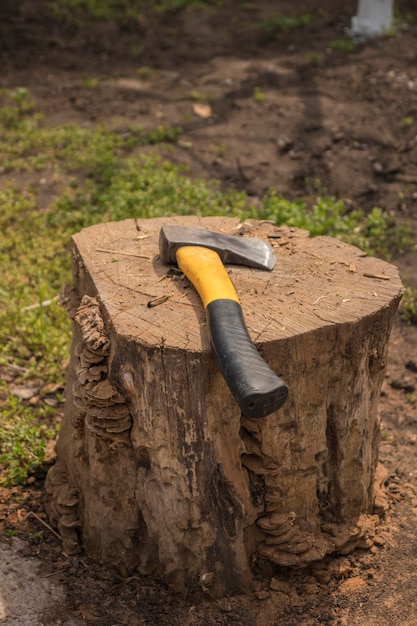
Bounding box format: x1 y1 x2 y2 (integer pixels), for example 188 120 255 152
159 224 275 271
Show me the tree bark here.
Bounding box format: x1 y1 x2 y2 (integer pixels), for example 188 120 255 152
46 216 404 600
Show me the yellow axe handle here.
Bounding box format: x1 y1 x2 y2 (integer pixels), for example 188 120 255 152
176 245 288 418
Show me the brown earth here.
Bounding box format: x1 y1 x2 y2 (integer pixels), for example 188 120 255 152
0 1 417 624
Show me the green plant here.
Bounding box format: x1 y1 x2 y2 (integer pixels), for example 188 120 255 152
394 7 416 27
402 116 414 128
83 77 99 89
126 124 182 147
0 392 57 486
306 51 323 65
48 0 225 24
248 192 411 258
400 286 417 324
254 86 265 103
48 0 143 23
407 393 417 405
130 44 144 60
218 142 227 157
188 90 206 102
328 38 357 53
0 88 37 131
256 11 314 36
137 66 153 79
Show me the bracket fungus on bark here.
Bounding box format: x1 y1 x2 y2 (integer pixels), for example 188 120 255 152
70 295 133 441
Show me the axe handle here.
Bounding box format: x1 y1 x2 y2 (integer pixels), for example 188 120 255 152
176 246 288 418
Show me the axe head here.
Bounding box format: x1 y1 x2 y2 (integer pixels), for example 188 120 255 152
159 224 275 271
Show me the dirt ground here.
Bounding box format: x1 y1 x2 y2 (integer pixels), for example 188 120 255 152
1 1 417 624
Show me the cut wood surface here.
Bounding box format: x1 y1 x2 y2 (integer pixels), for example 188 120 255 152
71 216 402 350
47 216 404 600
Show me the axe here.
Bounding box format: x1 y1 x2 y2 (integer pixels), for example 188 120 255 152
159 224 288 418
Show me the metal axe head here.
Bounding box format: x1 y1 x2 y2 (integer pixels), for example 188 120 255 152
159 224 275 271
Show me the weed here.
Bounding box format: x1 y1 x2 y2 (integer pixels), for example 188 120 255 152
48 0 224 24
137 66 153 79
400 286 417 324
402 116 414 128
130 44 144 60
328 39 357 53
407 393 417 405
126 124 182 147
254 87 265 103
48 0 142 23
249 192 411 258
306 51 323 65
0 89 37 131
394 7 416 27
218 142 227 157
10 88 30 105
83 77 99 89
256 11 314 37
0 391 57 486
188 90 206 102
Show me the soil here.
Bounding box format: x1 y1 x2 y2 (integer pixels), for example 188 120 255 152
1 1 417 624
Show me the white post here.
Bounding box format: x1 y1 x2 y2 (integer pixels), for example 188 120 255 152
351 0 394 36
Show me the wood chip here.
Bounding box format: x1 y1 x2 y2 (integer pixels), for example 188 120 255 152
147 295 170 308
363 272 390 280
95 248 151 259
192 103 212 118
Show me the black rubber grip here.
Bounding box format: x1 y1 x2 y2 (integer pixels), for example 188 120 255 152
206 299 288 418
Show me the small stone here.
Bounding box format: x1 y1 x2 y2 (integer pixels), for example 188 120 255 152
373 161 384 175
332 131 345 142
277 137 294 153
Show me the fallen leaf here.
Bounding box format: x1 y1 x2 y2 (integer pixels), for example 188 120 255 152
192 103 212 119
10 384 40 400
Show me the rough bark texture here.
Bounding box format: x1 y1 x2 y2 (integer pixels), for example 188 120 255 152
46 216 404 600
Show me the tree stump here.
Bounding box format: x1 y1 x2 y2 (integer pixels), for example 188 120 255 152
46 216 403 600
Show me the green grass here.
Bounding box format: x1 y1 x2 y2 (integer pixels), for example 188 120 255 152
0 388 57 487
256 11 315 37
400 286 417 324
48 0 226 24
0 87 413 486
328 38 357 53
253 87 266 103
249 191 411 258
